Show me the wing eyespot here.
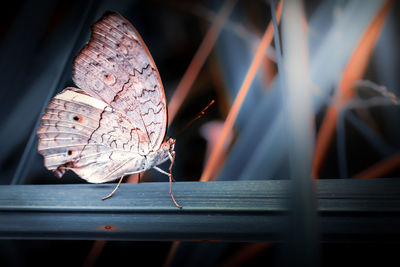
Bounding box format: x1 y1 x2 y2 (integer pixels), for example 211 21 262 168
67 149 78 157
73 116 83 122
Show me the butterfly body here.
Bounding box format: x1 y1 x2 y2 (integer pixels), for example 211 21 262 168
37 12 180 208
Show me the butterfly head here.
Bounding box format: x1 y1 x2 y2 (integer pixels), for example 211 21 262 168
164 137 176 153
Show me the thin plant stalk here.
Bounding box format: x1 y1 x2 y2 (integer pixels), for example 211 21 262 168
200 0 283 182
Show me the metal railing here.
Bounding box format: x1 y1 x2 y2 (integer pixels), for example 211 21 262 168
0 179 399 241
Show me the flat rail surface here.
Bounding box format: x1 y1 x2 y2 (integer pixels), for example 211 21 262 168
0 179 399 241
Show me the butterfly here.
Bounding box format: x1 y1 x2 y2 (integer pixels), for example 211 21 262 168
37 12 181 208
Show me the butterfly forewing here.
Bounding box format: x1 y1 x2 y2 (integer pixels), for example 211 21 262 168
72 12 167 151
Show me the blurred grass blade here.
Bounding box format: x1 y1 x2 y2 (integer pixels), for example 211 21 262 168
277 0 319 265
345 111 394 157
200 0 282 182
218 0 385 182
313 0 393 178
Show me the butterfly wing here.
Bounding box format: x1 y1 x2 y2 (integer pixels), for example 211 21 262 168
72 12 167 152
38 88 149 183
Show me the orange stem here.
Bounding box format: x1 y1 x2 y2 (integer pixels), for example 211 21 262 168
163 241 180 267
200 1 283 182
83 240 107 267
168 0 237 123
220 243 270 267
353 153 400 178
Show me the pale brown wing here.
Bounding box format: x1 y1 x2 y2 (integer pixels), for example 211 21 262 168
72 12 167 151
37 88 149 183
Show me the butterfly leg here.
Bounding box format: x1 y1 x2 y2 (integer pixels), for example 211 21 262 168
167 151 181 207
168 151 176 182
102 176 125 200
153 165 182 209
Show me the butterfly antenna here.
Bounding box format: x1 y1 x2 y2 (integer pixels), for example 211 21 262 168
173 100 215 137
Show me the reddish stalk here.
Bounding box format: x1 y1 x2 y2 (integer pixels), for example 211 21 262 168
127 173 140 183
200 0 283 182
83 240 107 267
163 241 180 267
168 0 237 123
353 153 400 178
220 243 270 267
